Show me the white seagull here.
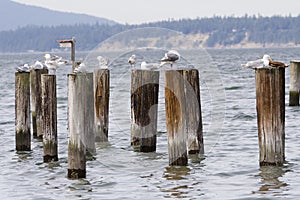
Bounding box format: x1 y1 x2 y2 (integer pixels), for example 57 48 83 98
128 54 136 68
160 50 180 68
16 64 30 72
74 62 87 73
141 61 161 70
241 54 271 69
31 60 46 70
44 53 68 75
97 56 109 69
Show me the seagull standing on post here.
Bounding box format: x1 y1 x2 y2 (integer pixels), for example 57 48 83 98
44 53 68 75
97 56 110 69
128 54 136 68
241 54 271 69
73 62 87 73
16 64 30 72
160 50 180 68
31 60 46 70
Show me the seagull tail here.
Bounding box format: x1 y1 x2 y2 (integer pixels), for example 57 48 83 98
160 62 167 67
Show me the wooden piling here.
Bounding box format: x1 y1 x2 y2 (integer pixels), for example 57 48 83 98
255 68 285 166
94 69 110 142
67 73 95 179
30 68 48 138
289 60 300 106
164 70 188 166
131 70 159 152
183 69 204 154
15 72 31 151
41 75 58 162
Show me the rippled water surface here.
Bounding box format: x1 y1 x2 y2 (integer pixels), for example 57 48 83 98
1 48 300 199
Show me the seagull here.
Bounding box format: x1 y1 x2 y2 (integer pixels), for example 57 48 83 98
44 53 68 75
16 64 30 72
97 56 109 69
128 55 136 68
74 62 87 73
160 50 180 68
241 54 271 69
141 61 161 70
269 58 289 68
31 61 46 70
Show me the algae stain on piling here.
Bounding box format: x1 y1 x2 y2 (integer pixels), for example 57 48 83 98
165 87 182 134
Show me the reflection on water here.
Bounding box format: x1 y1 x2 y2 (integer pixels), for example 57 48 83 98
164 166 191 181
189 153 205 164
14 151 33 162
162 166 191 198
253 164 289 196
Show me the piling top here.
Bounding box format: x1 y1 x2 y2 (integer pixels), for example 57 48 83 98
254 66 288 70
291 60 300 63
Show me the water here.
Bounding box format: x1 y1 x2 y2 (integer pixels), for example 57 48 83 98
1 48 300 199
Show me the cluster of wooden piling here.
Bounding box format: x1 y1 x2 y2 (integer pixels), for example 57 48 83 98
15 58 300 179
130 69 203 166
15 68 110 179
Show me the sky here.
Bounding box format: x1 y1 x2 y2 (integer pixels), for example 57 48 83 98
13 0 300 24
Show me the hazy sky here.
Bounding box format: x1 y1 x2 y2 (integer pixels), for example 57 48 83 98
13 0 300 24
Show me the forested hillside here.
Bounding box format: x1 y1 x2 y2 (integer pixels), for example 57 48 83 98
1 15 300 52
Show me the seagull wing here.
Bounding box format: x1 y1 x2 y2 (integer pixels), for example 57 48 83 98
241 59 264 69
33 61 44 69
160 50 180 62
141 62 161 70
51 55 62 61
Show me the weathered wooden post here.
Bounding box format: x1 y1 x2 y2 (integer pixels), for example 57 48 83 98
30 68 48 138
131 69 159 152
289 60 300 106
255 68 285 166
94 69 110 142
41 74 58 162
183 69 204 154
68 73 95 179
164 70 188 166
15 72 31 151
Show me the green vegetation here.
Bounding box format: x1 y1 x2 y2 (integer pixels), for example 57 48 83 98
1 15 300 52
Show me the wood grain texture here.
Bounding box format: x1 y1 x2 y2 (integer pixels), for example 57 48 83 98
165 70 188 166
15 72 31 151
94 69 110 142
67 73 95 178
41 75 58 162
131 70 159 152
289 61 300 106
256 68 285 166
183 69 203 154
30 68 48 138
